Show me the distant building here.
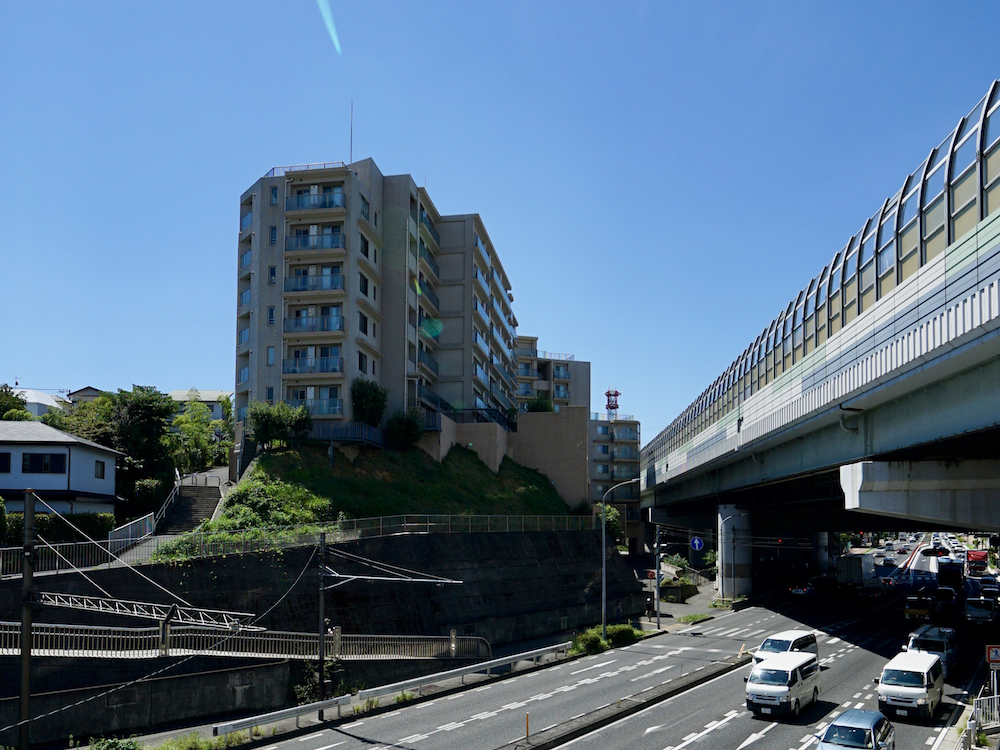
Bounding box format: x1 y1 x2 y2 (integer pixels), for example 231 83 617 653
15 389 68 417
168 389 233 423
589 392 642 554
67 387 104 408
0 422 121 514
513 335 590 412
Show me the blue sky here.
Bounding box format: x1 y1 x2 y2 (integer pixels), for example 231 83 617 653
2 2 999 443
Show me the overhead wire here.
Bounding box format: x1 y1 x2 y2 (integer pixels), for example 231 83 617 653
36 534 114 598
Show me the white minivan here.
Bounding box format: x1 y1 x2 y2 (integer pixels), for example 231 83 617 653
876 651 945 719
904 625 957 677
753 630 819 664
745 651 821 718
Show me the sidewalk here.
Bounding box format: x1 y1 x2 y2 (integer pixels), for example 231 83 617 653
633 582 722 633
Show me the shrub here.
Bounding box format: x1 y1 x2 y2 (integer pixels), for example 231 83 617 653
88 737 141 750
247 401 311 450
385 410 424 450
4 512 116 546
2 409 34 421
525 395 554 412
210 440 233 466
572 628 606 655
350 378 388 427
134 477 165 507
605 624 639 647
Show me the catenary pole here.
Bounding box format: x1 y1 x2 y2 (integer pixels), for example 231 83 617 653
20 489 35 750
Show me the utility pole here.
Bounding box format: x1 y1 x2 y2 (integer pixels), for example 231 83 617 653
20 489 35 750
317 532 327 720
654 525 661 630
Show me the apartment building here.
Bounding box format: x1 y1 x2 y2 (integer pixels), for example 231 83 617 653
589 405 642 555
234 158 517 435
513 336 590 411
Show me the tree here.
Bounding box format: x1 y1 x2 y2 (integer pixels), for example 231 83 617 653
246 401 311 451
110 386 178 485
62 395 116 447
526 394 554 412
216 394 234 440
2 409 35 421
172 389 214 473
594 502 624 544
385 409 424 449
350 378 388 427
40 409 67 429
0 384 26 417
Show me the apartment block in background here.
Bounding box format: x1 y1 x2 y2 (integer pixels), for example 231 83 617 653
513 336 590 411
589 392 642 554
234 158 517 442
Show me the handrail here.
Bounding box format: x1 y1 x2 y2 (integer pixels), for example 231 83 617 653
153 476 183 530
213 640 569 736
108 513 154 555
181 473 223 487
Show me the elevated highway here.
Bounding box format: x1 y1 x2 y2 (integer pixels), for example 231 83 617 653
642 80 1000 594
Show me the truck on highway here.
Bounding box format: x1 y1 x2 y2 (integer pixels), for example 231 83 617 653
967 549 989 577
905 591 939 622
966 596 996 624
837 554 879 593
937 559 965 590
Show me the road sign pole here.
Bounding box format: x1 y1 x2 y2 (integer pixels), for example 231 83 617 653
655 526 661 630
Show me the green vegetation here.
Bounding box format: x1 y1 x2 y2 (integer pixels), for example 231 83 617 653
2 408 34 421
211 443 568 525
384 409 424 449
571 624 641 654
677 613 712 624
351 378 388 427
593 502 623 544
525 394 554 412
0 384 27 418
3 511 115 546
246 400 310 451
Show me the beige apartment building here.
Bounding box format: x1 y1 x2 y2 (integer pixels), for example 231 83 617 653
513 336 590 411
234 158 517 437
589 409 642 554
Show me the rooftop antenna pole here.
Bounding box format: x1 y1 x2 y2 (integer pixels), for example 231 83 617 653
350 101 353 164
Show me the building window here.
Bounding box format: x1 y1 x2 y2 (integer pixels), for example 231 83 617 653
372 322 376 338
22 453 66 474
597 445 609 455
268 266 276 285
597 425 609 435
0 453 9 473
267 346 275 366
360 195 370 220
359 273 369 297
270 186 278 205
95 460 105 479
359 352 368 373
267 306 275 325
372 285 377 301
374 211 378 227
269 226 277 245
266 386 274 404
597 464 610 475
360 235 370 258
358 311 369 335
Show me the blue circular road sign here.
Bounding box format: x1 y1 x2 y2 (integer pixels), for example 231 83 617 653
691 536 704 551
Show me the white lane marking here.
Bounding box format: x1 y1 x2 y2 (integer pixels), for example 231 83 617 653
298 732 325 742
437 722 464 731
678 624 701 633
925 738 935 745
841 701 852 707
473 685 492 691
341 720 364 728
382 711 401 717
668 710 743 750
854 702 865 709
864 694 873 700
447 693 465 700
397 735 428 744
643 724 664 735
315 744 346 750
629 664 675 682
826 637 841 644
714 627 744 637
736 720 778 749
853 693 862 698
571 659 617 675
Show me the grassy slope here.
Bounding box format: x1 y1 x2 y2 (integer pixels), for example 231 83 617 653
243 443 570 520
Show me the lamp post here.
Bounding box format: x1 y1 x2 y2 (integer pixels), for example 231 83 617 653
719 514 739 605
602 478 640 641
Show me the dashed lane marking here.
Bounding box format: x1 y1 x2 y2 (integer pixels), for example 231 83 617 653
571 660 617 675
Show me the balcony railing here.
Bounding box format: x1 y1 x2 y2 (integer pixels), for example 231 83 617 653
473 297 489 323
419 242 440 279
518 366 538 379
516 386 534 398
240 211 252 232
419 283 440 312
418 383 453 412
515 348 575 361
490 384 512 411
553 387 571 400
239 250 252 270
418 349 439 376
285 233 346 251
473 362 489 384
285 192 345 211
473 330 490 357
285 398 343 416
283 315 344 334
266 161 346 178
612 429 639 442
473 268 490 299
553 367 571 380
238 289 251 307
590 412 637 421
284 274 344 293
613 447 640 461
475 235 490 269
236 366 249 385
419 209 440 245
237 328 250 346
282 357 343 375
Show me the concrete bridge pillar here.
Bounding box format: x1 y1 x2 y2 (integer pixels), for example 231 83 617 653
718 505 751 600
816 532 830 574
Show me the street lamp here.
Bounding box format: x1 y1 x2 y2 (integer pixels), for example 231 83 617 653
602 477 640 641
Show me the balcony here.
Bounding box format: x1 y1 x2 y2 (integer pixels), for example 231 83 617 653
285 233 346 252
473 362 489 385
418 383 453 412
473 330 490 357
612 468 640 481
283 315 344 334
553 387 571 400
417 312 439 343
473 297 490 326
516 385 535 398
418 282 440 313
239 250 252 271
490 383 512 411
473 267 490 300
612 428 639 442
515 348 575 361
475 234 490 270
419 241 440 280
237 328 250 346
418 349 439 376
240 210 252 232
284 274 344 293
238 289 251 308
517 365 538 379
282 357 343 375
285 398 343 416
419 209 440 245
553 367 571 380
285 192 345 212
613 447 640 461
236 366 249 385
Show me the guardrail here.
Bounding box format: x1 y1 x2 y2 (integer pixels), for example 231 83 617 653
975 693 1000 728
212 640 570 736
0 621 490 662
153 473 183 531
108 513 154 555
181 473 223 487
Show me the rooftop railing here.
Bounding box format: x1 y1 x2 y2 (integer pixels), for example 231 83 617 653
591 412 637 421
265 161 346 178
516 349 575 361
286 192 346 211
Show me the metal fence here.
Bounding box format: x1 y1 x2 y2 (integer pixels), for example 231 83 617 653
0 513 600 575
0 621 491 661
975 693 1000 728
108 513 154 555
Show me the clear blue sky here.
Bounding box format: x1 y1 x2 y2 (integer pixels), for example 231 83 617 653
2 2 999 443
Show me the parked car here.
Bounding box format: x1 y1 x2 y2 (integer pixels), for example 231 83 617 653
816 709 895 749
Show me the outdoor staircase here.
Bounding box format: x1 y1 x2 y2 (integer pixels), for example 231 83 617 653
156 485 223 534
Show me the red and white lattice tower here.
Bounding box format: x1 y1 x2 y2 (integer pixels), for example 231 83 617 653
605 388 620 420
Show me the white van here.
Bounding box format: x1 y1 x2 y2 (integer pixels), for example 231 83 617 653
753 630 819 664
876 651 945 719
904 625 957 677
745 651 821 718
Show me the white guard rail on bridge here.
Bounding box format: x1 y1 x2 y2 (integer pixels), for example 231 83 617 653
0 513 598 576
975 693 1000 729
0 621 491 661
212 640 571 736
